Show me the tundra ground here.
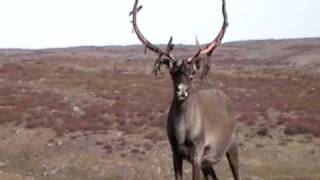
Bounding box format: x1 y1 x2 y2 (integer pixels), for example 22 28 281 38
0 38 320 180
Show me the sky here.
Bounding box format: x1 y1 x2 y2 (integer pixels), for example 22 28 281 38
0 0 319 49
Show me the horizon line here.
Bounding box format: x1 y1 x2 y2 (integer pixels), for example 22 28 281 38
1 36 319 51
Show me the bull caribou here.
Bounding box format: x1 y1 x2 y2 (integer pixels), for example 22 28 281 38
130 0 240 179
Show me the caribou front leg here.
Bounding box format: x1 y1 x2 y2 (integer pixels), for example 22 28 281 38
192 154 201 180
173 152 183 180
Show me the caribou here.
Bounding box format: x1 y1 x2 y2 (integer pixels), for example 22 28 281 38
130 0 240 179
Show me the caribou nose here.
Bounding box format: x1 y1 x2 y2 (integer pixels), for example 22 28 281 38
177 83 188 99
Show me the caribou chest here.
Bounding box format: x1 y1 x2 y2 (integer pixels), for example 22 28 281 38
168 96 204 156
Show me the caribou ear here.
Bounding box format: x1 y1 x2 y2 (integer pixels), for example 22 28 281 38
190 57 201 73
194 58 202 71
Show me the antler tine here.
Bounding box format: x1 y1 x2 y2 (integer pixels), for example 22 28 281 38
201 0 228 56
166 36 177 61
187 0 228 63
130 0 176 62
167 37 174 53
195 36 201 50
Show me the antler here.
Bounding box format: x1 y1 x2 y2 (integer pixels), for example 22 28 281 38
130 0 228 76
130 0 176 74
187 0 228 63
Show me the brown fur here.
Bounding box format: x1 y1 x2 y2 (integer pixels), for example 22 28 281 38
167 71 240 180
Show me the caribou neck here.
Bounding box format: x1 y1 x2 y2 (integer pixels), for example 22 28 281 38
171 98 187 113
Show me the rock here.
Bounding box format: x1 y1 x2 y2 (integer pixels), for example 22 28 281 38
56 141 63 146
73 106 80 112
73 106 85 116
39 77 46 83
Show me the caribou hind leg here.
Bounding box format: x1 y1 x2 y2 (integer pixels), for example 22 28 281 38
226 142 241 180
202 160 218 180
